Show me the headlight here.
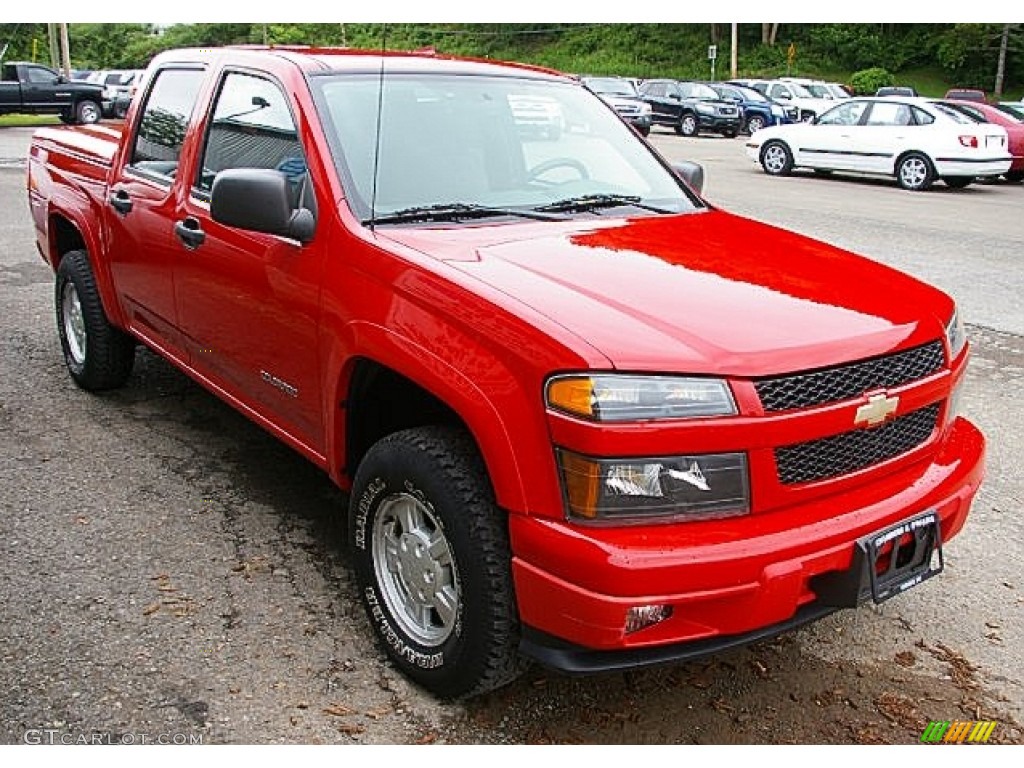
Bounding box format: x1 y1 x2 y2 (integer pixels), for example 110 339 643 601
946 307 967 360
557 449 750 523
546 374 737 422
696 103 715 115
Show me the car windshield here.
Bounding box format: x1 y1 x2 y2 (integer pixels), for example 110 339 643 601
803 84 832 98
314 73 700 223
584 77 636 97
686 83 720 100
785 83 815 98
734 86 769 103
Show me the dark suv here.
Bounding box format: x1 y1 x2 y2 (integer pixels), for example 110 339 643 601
707 82 795 134
639 79 742 137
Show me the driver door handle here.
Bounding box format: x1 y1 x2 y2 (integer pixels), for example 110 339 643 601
174 217 206 249
109 188 132 214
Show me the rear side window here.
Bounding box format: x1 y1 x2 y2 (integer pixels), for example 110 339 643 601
194 71 305 195
130 68 205 180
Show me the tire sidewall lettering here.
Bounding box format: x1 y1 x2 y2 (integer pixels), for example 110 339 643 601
363 585 445 670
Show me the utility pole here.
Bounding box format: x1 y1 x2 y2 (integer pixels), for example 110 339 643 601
47 23 59 69
59 23 71 78
730 23 738 79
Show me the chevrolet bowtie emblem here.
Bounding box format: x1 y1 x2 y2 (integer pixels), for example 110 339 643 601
855 392 900 427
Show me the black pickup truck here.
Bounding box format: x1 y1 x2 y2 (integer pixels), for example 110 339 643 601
0 62 105 124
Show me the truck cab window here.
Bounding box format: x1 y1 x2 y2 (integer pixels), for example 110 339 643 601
196 72 306 199
129 68 205 181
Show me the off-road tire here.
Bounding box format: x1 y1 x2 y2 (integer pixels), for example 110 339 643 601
55 250 135 390
350 426 524 699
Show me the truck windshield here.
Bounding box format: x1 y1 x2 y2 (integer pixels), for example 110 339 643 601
313 73 701 224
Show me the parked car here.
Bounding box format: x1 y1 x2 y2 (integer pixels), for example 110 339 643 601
108 69 145 119
996 101 1024 121
780 77 850 101
639 79 742 137
0 61 104 124
938 99 1024 182
29 46 985 700
746 96 1011 190
93 70 134 117
581 76 653 136
876 86 919 97
708 81 795 134
944 88 987 103
729 78 832 122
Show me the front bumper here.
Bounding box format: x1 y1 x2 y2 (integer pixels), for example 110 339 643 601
512 416 984 671
697 114 741 132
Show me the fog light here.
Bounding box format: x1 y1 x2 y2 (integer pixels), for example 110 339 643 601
625 604 673 634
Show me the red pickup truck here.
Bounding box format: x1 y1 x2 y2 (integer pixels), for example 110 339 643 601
26 46 985 699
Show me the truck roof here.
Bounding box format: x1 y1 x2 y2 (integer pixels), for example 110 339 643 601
150 45 570 82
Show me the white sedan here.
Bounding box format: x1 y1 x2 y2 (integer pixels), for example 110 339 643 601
745 97 1012 190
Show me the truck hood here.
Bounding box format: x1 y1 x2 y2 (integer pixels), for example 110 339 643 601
383 210 952 376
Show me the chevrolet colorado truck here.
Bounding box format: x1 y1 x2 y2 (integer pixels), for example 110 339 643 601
27 46 985 699
1 61 104 124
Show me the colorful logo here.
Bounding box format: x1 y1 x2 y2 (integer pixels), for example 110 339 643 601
920 721 997 743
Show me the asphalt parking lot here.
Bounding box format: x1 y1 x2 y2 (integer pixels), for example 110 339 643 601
1 124 1022 745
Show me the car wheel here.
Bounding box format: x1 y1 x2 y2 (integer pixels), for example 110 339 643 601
896 152 935 191
723 129 738 139
760 140 794 176
350 426 523 699
745 115 766 134
679 113 699 137
55 250 135 391
75 99 102 125
58 112 75 125
1004 170 1023 183
944 177 973 189
638 125 651 137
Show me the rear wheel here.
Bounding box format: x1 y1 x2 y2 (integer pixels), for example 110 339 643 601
55 250 135 390
760 140 794 176
75 99 101 125
1005 170 1023 183
944 177 973 189
896 152 935 191
350 426 523 699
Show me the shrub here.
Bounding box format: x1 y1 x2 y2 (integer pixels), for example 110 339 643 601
850 67 894 95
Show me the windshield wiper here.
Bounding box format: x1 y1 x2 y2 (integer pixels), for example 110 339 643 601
533 194 673 215
365 203 566 226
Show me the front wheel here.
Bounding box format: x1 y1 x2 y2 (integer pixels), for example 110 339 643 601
760 140 794 176
745 114 766 134
55 250 135 390
896 152 935 191
678 113 699 137
350 426 523 699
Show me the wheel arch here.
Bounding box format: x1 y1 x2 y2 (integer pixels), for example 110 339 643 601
45 208 127 328
893 148 936 176
327 335 531 516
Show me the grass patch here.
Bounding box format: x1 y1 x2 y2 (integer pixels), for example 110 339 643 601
0 114 61 128
891 67 956 98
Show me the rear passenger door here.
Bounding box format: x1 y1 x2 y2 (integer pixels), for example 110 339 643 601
175 70 326 454
106 65 206 360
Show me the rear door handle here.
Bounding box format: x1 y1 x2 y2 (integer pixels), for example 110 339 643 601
174 217 206 249
109 188 132 214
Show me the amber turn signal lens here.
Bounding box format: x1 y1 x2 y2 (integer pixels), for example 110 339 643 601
558 450 601 519
546 377 594 419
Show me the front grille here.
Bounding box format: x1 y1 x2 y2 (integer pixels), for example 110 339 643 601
755 341 945 412
775 403 941 485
